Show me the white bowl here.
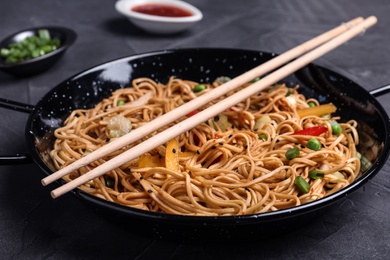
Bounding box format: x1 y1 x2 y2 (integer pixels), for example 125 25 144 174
115 0 203 34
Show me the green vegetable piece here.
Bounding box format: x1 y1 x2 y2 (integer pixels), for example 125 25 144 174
215 114 230 131
1 28 60 63
331 120 342 135
308 170 324 179
307 138 321 151
193 84 206 93
38 29 51 40
308 101 316 107
294 176 310 193
286 147 300 160
116 100 126 106
1 48 10 57
251 77 260 83
258 133 267 141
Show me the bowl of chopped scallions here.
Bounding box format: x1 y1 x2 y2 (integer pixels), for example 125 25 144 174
0 26 77 77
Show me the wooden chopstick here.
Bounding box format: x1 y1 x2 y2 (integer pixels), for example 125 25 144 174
46 16 376 198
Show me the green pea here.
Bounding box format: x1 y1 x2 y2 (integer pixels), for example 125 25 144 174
307 138 321 151
116 100 126 106
308 101 316 107
286 147 300 160
193 84 206 93
331 120 342 135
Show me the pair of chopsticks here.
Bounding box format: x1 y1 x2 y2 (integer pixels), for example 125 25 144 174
42 16 377 198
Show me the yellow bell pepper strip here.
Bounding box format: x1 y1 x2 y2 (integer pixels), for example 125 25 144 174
166 138 180 172
297 103 336 118
138 154 164 168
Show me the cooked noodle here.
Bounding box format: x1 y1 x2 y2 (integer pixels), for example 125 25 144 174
50 77 361 216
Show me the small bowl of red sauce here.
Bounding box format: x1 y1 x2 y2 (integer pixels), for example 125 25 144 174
115 0 203 34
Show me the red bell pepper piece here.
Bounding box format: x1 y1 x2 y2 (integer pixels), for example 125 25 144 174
292 126 328 136
187 110 199 117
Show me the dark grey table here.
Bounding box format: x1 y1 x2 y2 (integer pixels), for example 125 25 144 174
1 0 390 259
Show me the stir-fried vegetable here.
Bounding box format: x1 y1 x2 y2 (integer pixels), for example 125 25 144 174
0 29 60 63
292 126 328 136
187 109 199 117
214 114 231 131
307 138 321 151
331 120 342 135
193 84 206 93
139 154 164 168
107 115 132 138
166 138 180 171
332 172 345 179
309 170 324 179
286 147 300 160
215 76 231 83
297 103 337 118
294 176 310 193
254 115 271 131
116 100 126 106
258 133 267 141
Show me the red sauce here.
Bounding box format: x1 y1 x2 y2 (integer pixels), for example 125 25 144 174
131 4 193 17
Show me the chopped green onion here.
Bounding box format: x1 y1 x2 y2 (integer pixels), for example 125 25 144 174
331 120 342 135
286 90 293 97
193 84 206 93
309 170 324 179
258 133 268 141
286 147 300 160
308 101 316 107
0 28 61 63
307 138 321 151
294 176 310 193
38 29 50 40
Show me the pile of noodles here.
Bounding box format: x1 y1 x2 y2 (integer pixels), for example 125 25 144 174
50 77 361 216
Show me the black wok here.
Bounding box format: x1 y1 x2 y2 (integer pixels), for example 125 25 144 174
1 48 389 240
